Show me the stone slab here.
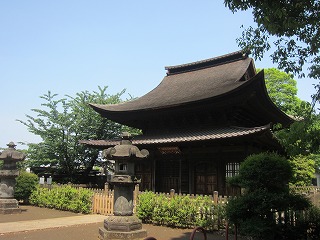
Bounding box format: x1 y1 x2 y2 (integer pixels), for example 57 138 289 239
0 198 21 214
99 227 147 240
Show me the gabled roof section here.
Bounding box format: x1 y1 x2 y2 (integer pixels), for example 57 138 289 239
90 51 254 113
80 125 272 148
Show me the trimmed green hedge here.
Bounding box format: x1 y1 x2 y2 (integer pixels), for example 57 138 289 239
29 186 227 229
29 185 94 214
14 172 39 203
136 191 226 230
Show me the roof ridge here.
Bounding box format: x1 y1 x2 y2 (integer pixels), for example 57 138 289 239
165 50 248 75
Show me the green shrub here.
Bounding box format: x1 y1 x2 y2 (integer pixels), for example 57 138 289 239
136 191 157 223
29 185 94 214
14 172 39 203
136 192 225 230
226 152 311 239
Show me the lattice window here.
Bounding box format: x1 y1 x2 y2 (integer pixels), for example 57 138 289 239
119 163 127 171
226 162 240 178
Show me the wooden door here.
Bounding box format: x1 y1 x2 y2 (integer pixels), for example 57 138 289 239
195 162 217 195
135 162 152 191
155 158 179 193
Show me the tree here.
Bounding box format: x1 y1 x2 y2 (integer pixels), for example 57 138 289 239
273 100 320 184
224 0 320 104
263 68 302 115
226 152 310 239
18 86 134 179
275 108 320 156
261 69 319 181
289 155 315 186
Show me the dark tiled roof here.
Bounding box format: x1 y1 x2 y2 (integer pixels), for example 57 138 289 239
80 126 270 148
90 51 253 112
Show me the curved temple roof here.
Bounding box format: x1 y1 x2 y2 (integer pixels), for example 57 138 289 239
91 51 253 112
90 51 292 129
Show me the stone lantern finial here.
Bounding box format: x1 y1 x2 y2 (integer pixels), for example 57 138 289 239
121 132 132 140
7 142 17 148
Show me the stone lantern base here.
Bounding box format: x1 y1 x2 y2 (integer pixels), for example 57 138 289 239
0 199 21 214
99 215 147 240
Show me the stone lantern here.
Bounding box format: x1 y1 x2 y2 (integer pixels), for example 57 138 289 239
99 132 149 240
0 142 26 214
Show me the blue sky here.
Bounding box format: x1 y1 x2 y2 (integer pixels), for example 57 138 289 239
0 1 316 149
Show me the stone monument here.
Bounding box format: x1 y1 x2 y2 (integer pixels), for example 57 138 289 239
0 142 26 214
99 132 149 240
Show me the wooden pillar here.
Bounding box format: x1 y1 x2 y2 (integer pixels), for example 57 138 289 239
216 146 224 194
188 151 195 194
178 157 182 194
152 151 156 192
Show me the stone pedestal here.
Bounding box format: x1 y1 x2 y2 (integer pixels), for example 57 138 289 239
0 199 21 214
99 216 147 240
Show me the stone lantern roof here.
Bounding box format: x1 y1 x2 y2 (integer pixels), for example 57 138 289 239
103 132 149 160
0 142 26 162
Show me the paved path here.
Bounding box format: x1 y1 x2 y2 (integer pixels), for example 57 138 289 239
0 214 106 234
